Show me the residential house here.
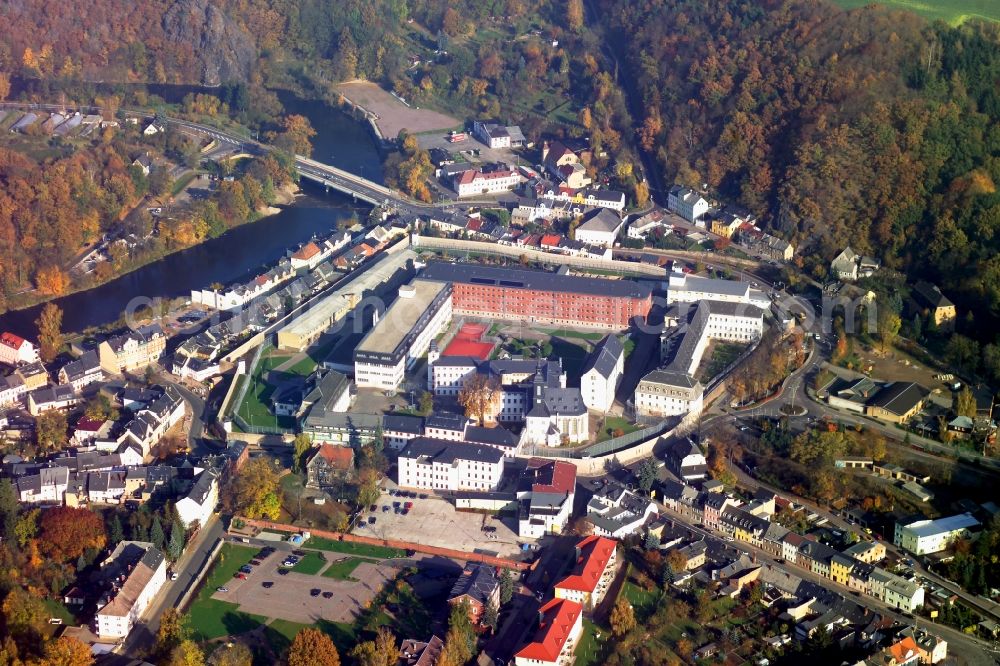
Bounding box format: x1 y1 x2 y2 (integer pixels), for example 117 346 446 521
553 536 618 612
176 470 219 529
627 209 668 239
381 414 424 450
398 636 444 666
98 324 167 374
73 416 113 445
142 122 164 136
843 541 886 564
448 563 500 624
831 246 860 281
909 282 957 331
27 384 81 416
0 332 38 366
305 443 355 490
58 350 104 391
15 466 69 504
667 185 709 223
664 438 708 481
513 598 583 666
453 165 521 198
579 334 624 413
95 542 166 639
16 361 49 390
473 121 524 149
586 484 656 538
517 458 576 538
899 626 948 664
132 154 152 176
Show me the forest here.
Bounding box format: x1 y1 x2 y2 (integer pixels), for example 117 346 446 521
601 0 1000 338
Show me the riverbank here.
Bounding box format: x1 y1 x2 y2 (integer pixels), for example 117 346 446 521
0 180 304 323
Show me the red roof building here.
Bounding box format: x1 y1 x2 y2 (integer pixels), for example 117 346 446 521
524 458 576 495
513 598 583 666
0 332 36 366
554 536 618 611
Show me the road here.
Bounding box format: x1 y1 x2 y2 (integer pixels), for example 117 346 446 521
121 514 224 654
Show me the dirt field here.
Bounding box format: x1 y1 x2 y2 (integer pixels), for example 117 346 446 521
211 549 398 624
336 81 460 138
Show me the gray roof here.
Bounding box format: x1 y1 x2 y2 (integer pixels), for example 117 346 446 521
29 383 77 404
400 437 504 465
420 261 651 300
60 350 101 381
867 382 926 416
185 470 218 505
425 412 469 432
448 562 499 605
912 281 954 309
581 335 624 379
577 208 623 234
540 388 586 416
640 369 701 389
465 425 518 448
382 414 424 434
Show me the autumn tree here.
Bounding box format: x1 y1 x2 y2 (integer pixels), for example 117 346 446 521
610 598 636 637
287 628 341 666
268 115 316 157
39 506 106 562
42 636 94 666
458 375 503 425
36 266 70 296
293 433 312 473
36 303 64 363
876 308 901 354
438 601 475 666
567 0 584 31
156 608 187 656
954 385 977 418
0 72 10 102
166 640 204 666
35 410 69 453
211 643 252 666
349 627 397 666
228 456 281 519
2 586 47 647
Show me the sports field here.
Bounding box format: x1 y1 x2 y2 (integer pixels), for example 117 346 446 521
834 0 1000 25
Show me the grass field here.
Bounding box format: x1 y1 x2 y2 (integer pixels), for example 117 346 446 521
538 328 606 341
833 0 1000 24
305 537 405 559
596 416 642 443
321 557 367 580
262 618 357 657
185 544 268 641
291 551 328 575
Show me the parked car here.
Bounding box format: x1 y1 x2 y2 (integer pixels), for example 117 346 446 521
322 591 333 599
234 573 247 580
310 588 321 597
369 504 377 512
418 494 428 500
217 587 228 592
262 581 274 589
250 560 262 566
368 516 376 525
382 505 390 512
404 501 413 509
278 569 289 576
169 571 179 581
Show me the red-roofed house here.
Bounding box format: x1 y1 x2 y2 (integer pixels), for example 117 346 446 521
884 636 922 665
306 444 355 490
554 536 618 611
453 166 520 198
514 598 583 666
540 234 563 250
291 241 327 270
0 332 38 367
517 459 577 538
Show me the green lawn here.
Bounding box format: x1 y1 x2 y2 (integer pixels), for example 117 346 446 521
292 551 328 575
832 0 1000 24
620 580 661 622
698 342 745 381
171 171 201 196
184 544 268 641
43 599 75 623
286 356 318 376
306 537 405 559
539 328 606 341
261 618 357 659
596 416 641 443
321 557 367 580
576 619 609 666
234 347 297 429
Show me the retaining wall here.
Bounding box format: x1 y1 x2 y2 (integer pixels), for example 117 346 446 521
242 518 532 571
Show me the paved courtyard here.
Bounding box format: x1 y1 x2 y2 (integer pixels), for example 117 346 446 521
211 549 398 624
358 491 524 559
335 81 459 137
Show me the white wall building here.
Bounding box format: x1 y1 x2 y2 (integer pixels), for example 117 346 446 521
15 467 69 504
893 513 980 555
0 332 38 366
635 370 704 418
573 209 624 248
580 335 624 413
354 280 453 391
96 542 167 639
176 470 219 529
666 273 770 309
454 166 521 198
397 437 504 492
667 185 709 223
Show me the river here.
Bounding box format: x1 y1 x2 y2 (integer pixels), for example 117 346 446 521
0 92 383 335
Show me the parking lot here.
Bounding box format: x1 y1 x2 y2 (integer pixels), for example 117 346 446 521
355 490 524 559
211 546 399 624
